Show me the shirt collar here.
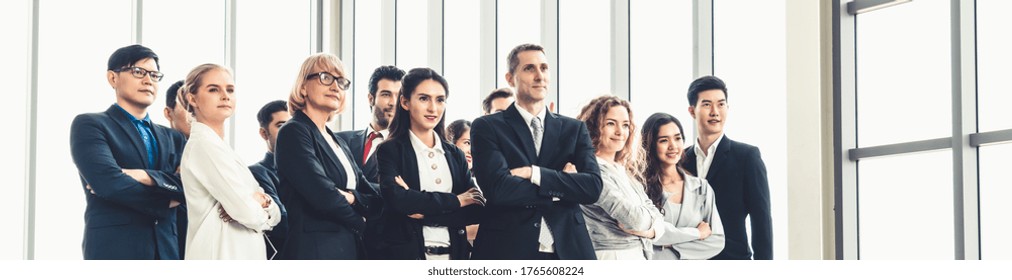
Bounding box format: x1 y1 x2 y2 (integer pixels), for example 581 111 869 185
366 123 390 139
694 133 724 157
115 104 151 124
513 102 548 127
408 129 445 154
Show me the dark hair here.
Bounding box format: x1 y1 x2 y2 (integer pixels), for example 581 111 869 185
368 65 406 98
481 87 514 114
446 119 472 144
257 100 289 129
687 75 728 106
165 80 184 109
107 44 160 71
387 68 450 143
576 95 642 181
506 43 545 75
641 112 688 214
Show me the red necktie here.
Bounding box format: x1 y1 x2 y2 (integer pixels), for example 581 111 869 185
362 131 381 164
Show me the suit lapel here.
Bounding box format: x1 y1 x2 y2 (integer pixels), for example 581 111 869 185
537 112 561 165
706 135 733 182
401 138 421 191
503 106 538 163
327 127 352 189
441 142 468 194
106 105 150 168
150 125 172 170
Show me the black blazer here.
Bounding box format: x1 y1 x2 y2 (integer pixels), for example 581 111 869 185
334 128 380 183
682 135 772 260
375 135 480 260
70 104 186 260
248 152 288 257
469 105 602 260
275 110 383 260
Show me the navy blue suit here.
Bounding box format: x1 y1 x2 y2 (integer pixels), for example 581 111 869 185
374 135 480 260
682 135 772 260
249 152 288 258
275 110 383 259
334 128 385 259
469 105 602 260
70 104 186 260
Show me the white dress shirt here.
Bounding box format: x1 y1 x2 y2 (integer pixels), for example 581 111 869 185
409 130 454 249
181 122 281 260
324 130 357 193
512 103 555 253
364 124 390 162
694 133 724 179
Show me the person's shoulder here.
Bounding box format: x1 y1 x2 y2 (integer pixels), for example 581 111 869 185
725 137 761 155
72 111 112 126
334 128 363 139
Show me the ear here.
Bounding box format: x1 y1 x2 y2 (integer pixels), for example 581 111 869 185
163 107 172 121
687 106 696 119
367 93 376 107
505 72 515 88
259 127 269 141
107 71 117 89
400 95 410 111
187 93 197 111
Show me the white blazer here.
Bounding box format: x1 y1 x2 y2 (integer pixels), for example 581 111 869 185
181 121 281 260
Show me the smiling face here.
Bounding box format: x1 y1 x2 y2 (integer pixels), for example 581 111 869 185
506 50 550 104
370 78 400 130
596 105 632 159
188 68 236 126
453 128 472 169
401 79 447 134
689 89 728 138
653 122 685 167
109 57 159 110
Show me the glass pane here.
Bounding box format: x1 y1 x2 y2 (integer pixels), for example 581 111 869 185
856 0 951 147
496 0 541 89
0 0 30 260
557 0 610 117
351 0 384 131
977 0 1012 132
443 0 482 124
980 143 1012 260
142 0 226 127
234 0 312 164
713 0 788 260
858 149 953 260
36 0 133 260
630 0 694 133
395 0 431 70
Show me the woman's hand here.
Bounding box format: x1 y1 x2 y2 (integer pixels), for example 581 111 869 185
619 223 656 239
254 192 271 208
697 221 712 240
457 187 486 207
394 176 409 190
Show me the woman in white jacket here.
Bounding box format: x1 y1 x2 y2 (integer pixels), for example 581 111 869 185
179 63 281 259
640 112 724 260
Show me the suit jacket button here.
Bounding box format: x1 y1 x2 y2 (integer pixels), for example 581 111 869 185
154 220 159 225
534 222 539 228
458 229 465 235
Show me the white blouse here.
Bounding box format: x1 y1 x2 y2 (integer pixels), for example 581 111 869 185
409 130 453 248
181 121 281 260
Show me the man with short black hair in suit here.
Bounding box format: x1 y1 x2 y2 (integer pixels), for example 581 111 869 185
248 100 292 258
482 87 514 115
469 43 602 260
335 65 404 259
681 75 772 260
70 44 187 260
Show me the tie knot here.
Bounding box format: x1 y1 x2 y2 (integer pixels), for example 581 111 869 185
368 131 381 141
531 117 542 131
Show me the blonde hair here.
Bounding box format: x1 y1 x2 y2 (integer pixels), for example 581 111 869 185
179 63 233 117
288 53 347 119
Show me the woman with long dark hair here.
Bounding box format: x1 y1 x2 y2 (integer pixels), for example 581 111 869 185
375 68 484 260
640 112 724 260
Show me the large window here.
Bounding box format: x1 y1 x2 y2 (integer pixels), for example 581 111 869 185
496 0 541 89
233 0 313 164
35 0 133 260
557 0 610 117
0 0 30 260
714 0 788 259
629 0 693 130
976 0 1012 260
395 0 433 71
351 0 385 131
443 0 483 123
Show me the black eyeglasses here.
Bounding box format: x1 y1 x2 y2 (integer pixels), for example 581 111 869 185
306 72 350 90
116 66 164 82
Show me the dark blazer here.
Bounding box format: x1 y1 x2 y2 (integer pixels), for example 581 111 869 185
468 105 602 260
334 128 379 183
70 104 186 260
334 128 385 259
682 135 772 260
375 135 480 260
275 110 382 260
249 152 288 258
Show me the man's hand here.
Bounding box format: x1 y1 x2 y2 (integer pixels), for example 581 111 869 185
563 162 577 173
408 213 425 220
123 169 153 186
169 200 181 209
509 166 533 180
85 184 96 195
339 189 356 205
457 187 486 207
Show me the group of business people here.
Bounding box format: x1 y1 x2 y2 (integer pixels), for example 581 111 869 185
70 43 771 260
